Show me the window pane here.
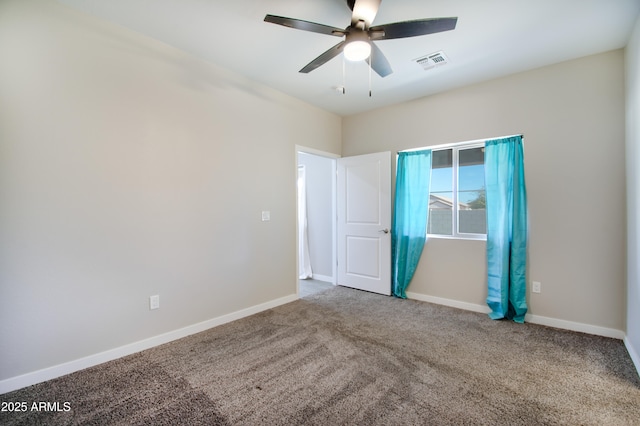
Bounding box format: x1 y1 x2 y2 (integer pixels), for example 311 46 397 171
431 149 452 169
429 149 452 235
428 192 453 235
458 147 486 234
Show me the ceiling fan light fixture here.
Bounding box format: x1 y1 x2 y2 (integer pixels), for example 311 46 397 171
352 2 378 27
264 1 458 76
344 40 371 61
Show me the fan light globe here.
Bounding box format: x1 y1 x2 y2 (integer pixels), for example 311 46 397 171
344 41 371 61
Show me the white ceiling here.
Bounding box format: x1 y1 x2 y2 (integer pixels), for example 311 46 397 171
56 0 640 116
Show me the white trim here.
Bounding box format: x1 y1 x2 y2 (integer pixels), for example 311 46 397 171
406 292 491 314
3 291 633 394
428 234 487 241
524 313 625 339
295 145 340 291
400 134 523 153
295 145 340 159
331 158 337 286
421 142 487 241
310 274 333 283
0 293 297 395
624 336 640 377
406 292 625 339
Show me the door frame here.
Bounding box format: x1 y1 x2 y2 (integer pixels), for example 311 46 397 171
295 145 340 297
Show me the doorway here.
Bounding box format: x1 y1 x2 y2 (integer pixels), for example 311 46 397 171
296 146 339 297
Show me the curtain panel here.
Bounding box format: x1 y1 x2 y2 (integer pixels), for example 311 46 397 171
391 150 432 298
484 136 528 323
297 166 313 279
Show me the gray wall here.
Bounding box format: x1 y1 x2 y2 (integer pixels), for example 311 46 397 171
297 153 334 281
626 14 640 371
0 0 341 383
343 50 627 333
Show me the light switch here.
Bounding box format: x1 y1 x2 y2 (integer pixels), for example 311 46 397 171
261 211 270 221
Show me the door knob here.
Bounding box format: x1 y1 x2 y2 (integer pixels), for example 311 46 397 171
379 228 390 234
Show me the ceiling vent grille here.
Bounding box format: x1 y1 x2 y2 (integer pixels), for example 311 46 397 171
414 51 449 71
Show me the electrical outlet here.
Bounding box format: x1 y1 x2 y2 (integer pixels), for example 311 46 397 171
149 295 160 310
532 281 541 294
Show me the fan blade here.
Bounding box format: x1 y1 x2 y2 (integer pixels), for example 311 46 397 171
350 0 382 27
370 17 457 40
366 42 392 77
264 15 346 37
300 41 346 73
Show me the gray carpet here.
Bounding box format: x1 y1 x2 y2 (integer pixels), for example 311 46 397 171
2 285 639 425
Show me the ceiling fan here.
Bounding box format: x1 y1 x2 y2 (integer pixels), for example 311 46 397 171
264 0 457 78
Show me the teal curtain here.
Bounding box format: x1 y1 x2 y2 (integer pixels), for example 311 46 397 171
392 150 432 298
484 136 528 323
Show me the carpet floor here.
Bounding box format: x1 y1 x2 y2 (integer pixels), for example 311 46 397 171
2 285 639 425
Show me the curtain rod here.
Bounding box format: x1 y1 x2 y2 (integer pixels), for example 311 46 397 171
398 134 524 153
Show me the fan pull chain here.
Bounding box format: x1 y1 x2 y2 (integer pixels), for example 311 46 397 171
368 48 372 97
342 56 346 94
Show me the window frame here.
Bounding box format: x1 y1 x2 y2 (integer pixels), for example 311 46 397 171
428 142 487 241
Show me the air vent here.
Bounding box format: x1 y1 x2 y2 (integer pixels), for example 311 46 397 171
414 51 450 71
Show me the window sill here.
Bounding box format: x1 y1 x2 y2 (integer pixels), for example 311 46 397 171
427 234 487 242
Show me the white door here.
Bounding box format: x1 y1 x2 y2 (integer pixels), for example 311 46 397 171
337 152 391 295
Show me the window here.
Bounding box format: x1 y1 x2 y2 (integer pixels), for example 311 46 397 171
428 144 486 239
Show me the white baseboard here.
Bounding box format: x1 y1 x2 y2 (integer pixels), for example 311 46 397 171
3 291 633 395
524 313 625 339
0 293 298 395
310 274 332 283
406 292 491 314
624 336 640 376
406 292 625 339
